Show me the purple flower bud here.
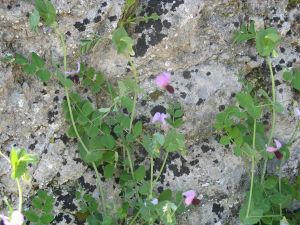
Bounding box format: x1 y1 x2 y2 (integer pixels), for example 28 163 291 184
152 112 167 124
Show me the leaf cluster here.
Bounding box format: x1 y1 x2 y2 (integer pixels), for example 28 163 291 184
24 191 55 225
15 53 52 82
166 102 184 128
283 69 300 92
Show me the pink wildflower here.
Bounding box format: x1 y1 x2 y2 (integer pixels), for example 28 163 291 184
182 190 200 206
155 72 175 94
0 211 24 225
266 139 283 160
152 112 167 124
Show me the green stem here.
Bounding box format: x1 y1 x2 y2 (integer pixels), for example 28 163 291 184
279 160 283 216
55 27 106 213
246 119 256 218
287 119 300 145
248 214 282 218
16 179 22 212
149 157 154 199
129 210 141 225
261 57 276 183
153 152 169 185
125 146 134 177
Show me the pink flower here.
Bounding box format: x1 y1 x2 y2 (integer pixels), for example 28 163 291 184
182 190 200 206
0 211 24 225
294 108 300 118
266 139 283 160
155 72 175 94
64 61 81 75
152 112 167 124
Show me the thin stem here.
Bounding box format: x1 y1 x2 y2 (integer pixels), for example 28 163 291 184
246 119 256 218
261 57 276 183
248 214 282 218
0 151 10 163
278 160 283 216
125 146 134 177
16 179 22 212
129 210 141 225
287 119 300 145
150 157 154 199
153 152 169 185
55 27 106 213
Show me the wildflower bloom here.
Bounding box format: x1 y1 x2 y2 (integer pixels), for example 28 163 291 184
294 107 300 118
266 139 283 160
182 190 200 206
64 61 80 84
151 198 158 205
0 211 24 225
152 112 167 124
155 72 175 94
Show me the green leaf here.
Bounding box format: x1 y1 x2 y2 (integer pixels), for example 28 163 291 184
56 70 73 88
269 192 288 205
153 132 165 147
104 164 115 179
133 121 142 137
112 26 134 56
85 124 99 138
291 69 300 91
29 9 40 32
82 101 94 116
274 102 284 113
236 92 261 119
256 28 280 57
233 21 256 44
239 203 263 224
159 189 172 201
263 176 277 189
24 210 39 222
164 130 185 153
36 69 51 82
99 134 115 149
134 165 145 181
283 70 293 81
80 35 102 54
139 181 150 195
120 96 134 113
23 64 37 74
40 214 55 224
220 136 231 145
15 54 28 65
34 0 56 26
31 52 45 68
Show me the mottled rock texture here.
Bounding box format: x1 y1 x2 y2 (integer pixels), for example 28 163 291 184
1 0 300 224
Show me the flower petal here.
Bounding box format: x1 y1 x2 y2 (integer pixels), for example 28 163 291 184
10 211 24 225
274 151 283 160
0 215 10 225
151 198 159 205
155 72 171 88
274 139 282 149
182 190 197 205
152 112 161 123
294 108 300 117
266 146 277 153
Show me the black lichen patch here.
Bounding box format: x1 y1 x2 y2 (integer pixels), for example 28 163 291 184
134 34 148 57
133 0 184 57
190 159 199 166
196 98 205 106
212 203 224 219
74 22 86 32
83 18 90 25
94 16 102 23
180 92 187 99
201 144 215 153
56 192 77 211
47 110 57 124
108 15 117 22
150 105 166 116
218 105 225 112
28 140 38 150
78 176 96 193
183 71 191 79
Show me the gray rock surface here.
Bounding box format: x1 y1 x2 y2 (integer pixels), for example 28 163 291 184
1 0 300 224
